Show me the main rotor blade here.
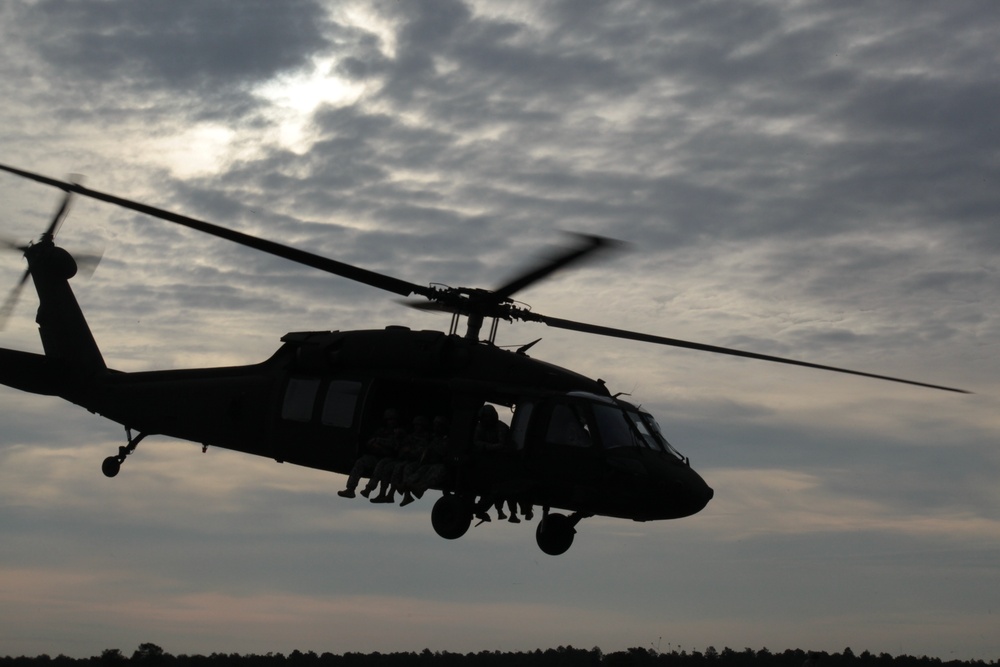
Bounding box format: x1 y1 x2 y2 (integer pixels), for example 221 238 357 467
0 163 433 299
490 233 621 302
531 313 970 394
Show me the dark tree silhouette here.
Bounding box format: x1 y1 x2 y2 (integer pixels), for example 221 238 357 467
0 643 995 667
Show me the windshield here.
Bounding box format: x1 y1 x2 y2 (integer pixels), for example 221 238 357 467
591 405 656 451
640 411 684 459
591 404 684 460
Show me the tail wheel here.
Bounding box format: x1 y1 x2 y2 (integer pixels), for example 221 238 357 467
101 456 121 478
101 430 145 478
536 513 576 555
431 494 473 540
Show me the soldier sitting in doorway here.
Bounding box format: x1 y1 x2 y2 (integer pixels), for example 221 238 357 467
471 404 532 523
337 408 402 498
366 414 430 503
400 415 451 506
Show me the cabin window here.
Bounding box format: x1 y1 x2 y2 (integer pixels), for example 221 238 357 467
322 380 362 428
281 377 320 422
544 403 592 447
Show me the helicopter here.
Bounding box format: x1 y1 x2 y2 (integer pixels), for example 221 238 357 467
0 163 968 555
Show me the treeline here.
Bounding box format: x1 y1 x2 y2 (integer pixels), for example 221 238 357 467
1 644 995 667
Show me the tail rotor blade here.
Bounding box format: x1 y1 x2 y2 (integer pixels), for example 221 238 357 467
0 235 28 252
43 186 77 241
74 247 105 279
0 269 30 330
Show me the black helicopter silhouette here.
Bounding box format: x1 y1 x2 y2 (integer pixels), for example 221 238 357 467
0 163 968 555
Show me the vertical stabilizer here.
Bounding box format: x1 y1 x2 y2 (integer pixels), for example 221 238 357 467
24 241 106 381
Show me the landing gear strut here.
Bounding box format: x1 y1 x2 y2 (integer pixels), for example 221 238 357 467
102 428 146 478
431 494 474 540
535 509 590 555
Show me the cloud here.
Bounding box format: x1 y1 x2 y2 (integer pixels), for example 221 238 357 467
11 0 331 115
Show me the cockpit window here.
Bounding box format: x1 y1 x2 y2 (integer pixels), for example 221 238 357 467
625 411 662 452
545 403 592 447
640 411 684 459
591 404 683 459
593 405 639 449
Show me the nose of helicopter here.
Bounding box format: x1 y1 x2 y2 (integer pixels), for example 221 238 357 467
697 478 714 509
674 466 714 517
689 476 714 514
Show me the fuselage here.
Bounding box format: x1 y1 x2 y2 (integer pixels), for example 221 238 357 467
70 328 712 522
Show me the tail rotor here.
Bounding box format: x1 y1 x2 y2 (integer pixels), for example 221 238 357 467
0 184 98 330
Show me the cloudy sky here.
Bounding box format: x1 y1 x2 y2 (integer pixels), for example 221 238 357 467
1 0 999 660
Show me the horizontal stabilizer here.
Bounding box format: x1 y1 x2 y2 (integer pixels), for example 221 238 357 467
0 348 68 395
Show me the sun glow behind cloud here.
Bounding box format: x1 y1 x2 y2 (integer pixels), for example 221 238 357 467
255 58 367 154
145 124 240 178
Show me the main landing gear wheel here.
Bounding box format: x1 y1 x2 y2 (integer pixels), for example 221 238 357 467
535 513 576 555
431 494 473 540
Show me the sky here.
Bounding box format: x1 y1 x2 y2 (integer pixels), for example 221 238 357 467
1 0 999 660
